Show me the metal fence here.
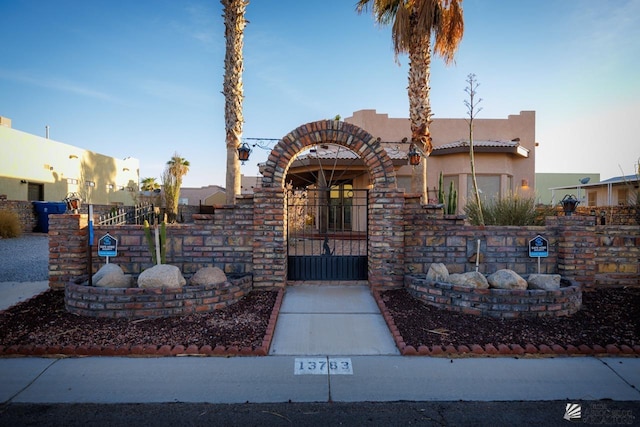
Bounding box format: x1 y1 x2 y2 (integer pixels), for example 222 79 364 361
97 203 159 226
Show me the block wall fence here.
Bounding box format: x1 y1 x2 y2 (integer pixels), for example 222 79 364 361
47 194 639 291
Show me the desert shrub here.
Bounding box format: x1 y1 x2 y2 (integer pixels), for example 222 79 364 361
0 210 22 238
465 193 544 226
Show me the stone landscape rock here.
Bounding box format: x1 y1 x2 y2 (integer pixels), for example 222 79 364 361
92 264 132 288
137 264 186 289
487 269 528 290
426 263 449 282
527 273 561 290
448 271 489 289
190 266 227 286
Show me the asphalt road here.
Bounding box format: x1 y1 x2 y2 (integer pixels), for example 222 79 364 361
2 401 638 426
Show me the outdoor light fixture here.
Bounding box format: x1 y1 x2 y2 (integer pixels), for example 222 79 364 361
560 194 579 216
408 143 421 166
237 142 252 164
521 179 529 188
600 210 606 225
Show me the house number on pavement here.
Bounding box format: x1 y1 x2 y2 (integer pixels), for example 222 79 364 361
294 358 353 375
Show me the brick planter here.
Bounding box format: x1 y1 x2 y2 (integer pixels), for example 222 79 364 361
65 274 252 319
405 274 581 319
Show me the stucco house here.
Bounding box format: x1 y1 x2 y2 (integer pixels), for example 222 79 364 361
0 116 139 206
550 174 639 207
278 109 536 215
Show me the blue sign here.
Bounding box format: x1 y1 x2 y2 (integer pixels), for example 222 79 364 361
528 235 549 258
98 233 117 257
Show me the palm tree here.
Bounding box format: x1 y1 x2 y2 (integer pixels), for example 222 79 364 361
221 0 248 205
357 0 464 202
164 153 190 222
140 177 160 192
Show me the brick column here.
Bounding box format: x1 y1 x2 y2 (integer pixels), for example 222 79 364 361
48 214 88 290
252 188 286 289
553 216 597 289
368 188 405 289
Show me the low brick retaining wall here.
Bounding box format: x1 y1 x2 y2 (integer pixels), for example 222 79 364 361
405 274 581 319
65 275 252 319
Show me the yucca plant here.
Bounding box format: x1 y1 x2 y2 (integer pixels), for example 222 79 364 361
465 193 541 226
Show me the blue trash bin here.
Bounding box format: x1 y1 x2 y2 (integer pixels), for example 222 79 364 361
32 201 68 233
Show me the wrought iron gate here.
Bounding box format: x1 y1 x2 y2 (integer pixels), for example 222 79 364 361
287 187 368 281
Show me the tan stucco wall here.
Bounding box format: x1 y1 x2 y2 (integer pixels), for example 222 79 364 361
345 109 537 206
0 124 139 205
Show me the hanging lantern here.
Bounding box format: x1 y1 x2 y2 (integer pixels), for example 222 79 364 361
408 143 421 166
237 143 252 164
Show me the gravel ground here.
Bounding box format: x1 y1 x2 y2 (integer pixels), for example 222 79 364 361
0 234 49 282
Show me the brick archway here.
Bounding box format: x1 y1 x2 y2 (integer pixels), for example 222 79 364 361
253 120 404 290
260 120 397 189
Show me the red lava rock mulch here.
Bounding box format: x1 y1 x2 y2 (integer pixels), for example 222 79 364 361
374 287 640 356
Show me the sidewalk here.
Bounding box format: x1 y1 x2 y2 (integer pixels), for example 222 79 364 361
2 356 639 403
1 282 639 405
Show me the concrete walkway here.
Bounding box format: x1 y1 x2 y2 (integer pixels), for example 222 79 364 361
269 285 399 356
1 281 639 405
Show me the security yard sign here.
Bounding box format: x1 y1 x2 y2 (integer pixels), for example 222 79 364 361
528 235 549 258
529 234 548 274
98 233 118 258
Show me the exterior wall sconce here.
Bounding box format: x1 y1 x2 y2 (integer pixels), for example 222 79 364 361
600 210 606 225
560 194 579 216
237 142 252 164
521 179 529 188
407 143 421 166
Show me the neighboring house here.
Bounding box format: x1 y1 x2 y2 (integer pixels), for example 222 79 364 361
549 175 640 207
536 173 600 205
178 185 226 207
0 116 139 206
279 109 537 213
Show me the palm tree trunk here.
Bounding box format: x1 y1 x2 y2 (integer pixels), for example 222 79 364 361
222 0 247 205
408 33 433 203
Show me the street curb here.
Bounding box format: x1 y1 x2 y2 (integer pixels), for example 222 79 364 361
371 290 640 358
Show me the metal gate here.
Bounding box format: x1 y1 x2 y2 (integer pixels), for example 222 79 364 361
287 187 368 281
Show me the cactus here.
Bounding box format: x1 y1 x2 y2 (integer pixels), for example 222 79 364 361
143 220 167 264
438 172 457 215
448 181 457 215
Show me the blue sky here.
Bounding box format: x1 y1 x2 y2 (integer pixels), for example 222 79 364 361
1 0 638 188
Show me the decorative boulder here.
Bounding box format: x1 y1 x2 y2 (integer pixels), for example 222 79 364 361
527 274 561 290
190 266 227 286
138 264 186 289
92 264 132 288
426 263 449 282
487 269 528 290
448 271 489 289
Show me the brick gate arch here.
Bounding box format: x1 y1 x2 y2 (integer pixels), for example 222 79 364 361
253 120 405 290
260 120 397 189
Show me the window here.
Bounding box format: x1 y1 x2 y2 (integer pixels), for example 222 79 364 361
468 175 501 202
617 188 629 205
28 183 44 201
588 191 597 206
